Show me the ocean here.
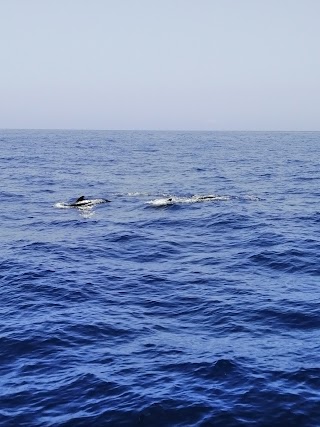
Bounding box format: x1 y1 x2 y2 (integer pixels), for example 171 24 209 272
0 130 319 426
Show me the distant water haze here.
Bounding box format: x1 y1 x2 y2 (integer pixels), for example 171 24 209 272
1 0 319 130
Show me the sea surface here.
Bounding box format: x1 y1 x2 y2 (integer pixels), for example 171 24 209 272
0 130 320 426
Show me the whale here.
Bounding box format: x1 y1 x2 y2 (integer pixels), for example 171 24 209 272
69 196 111 207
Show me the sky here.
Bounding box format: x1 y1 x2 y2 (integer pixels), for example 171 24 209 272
0 0 319 131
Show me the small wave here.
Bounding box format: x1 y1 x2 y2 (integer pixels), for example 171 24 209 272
54 201 94 210
241 194 262 201
126 192 173 199
54 202 70 209
54 201 96 218
127 192 154 197
147 198 175 207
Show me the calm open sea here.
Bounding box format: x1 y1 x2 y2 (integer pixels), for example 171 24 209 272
0 130 320 426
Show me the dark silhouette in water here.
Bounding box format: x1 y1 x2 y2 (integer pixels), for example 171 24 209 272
70 196 111 207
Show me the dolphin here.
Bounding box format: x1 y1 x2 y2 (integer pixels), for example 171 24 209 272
196 195 216 201
70 196 111 207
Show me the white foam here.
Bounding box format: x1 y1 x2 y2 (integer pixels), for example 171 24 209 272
127 192 161 197
54 202 70 209
147 198 174 207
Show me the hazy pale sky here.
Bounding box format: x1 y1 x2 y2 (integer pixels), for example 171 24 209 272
1 0 319 130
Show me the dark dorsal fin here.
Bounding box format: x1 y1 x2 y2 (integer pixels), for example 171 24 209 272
75 196 85 203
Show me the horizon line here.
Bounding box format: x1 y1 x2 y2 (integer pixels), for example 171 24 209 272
0 127 319 133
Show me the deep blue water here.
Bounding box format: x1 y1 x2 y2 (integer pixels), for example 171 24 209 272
1 130 320 426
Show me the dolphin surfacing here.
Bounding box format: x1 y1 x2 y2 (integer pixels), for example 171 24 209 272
70 196 111 207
